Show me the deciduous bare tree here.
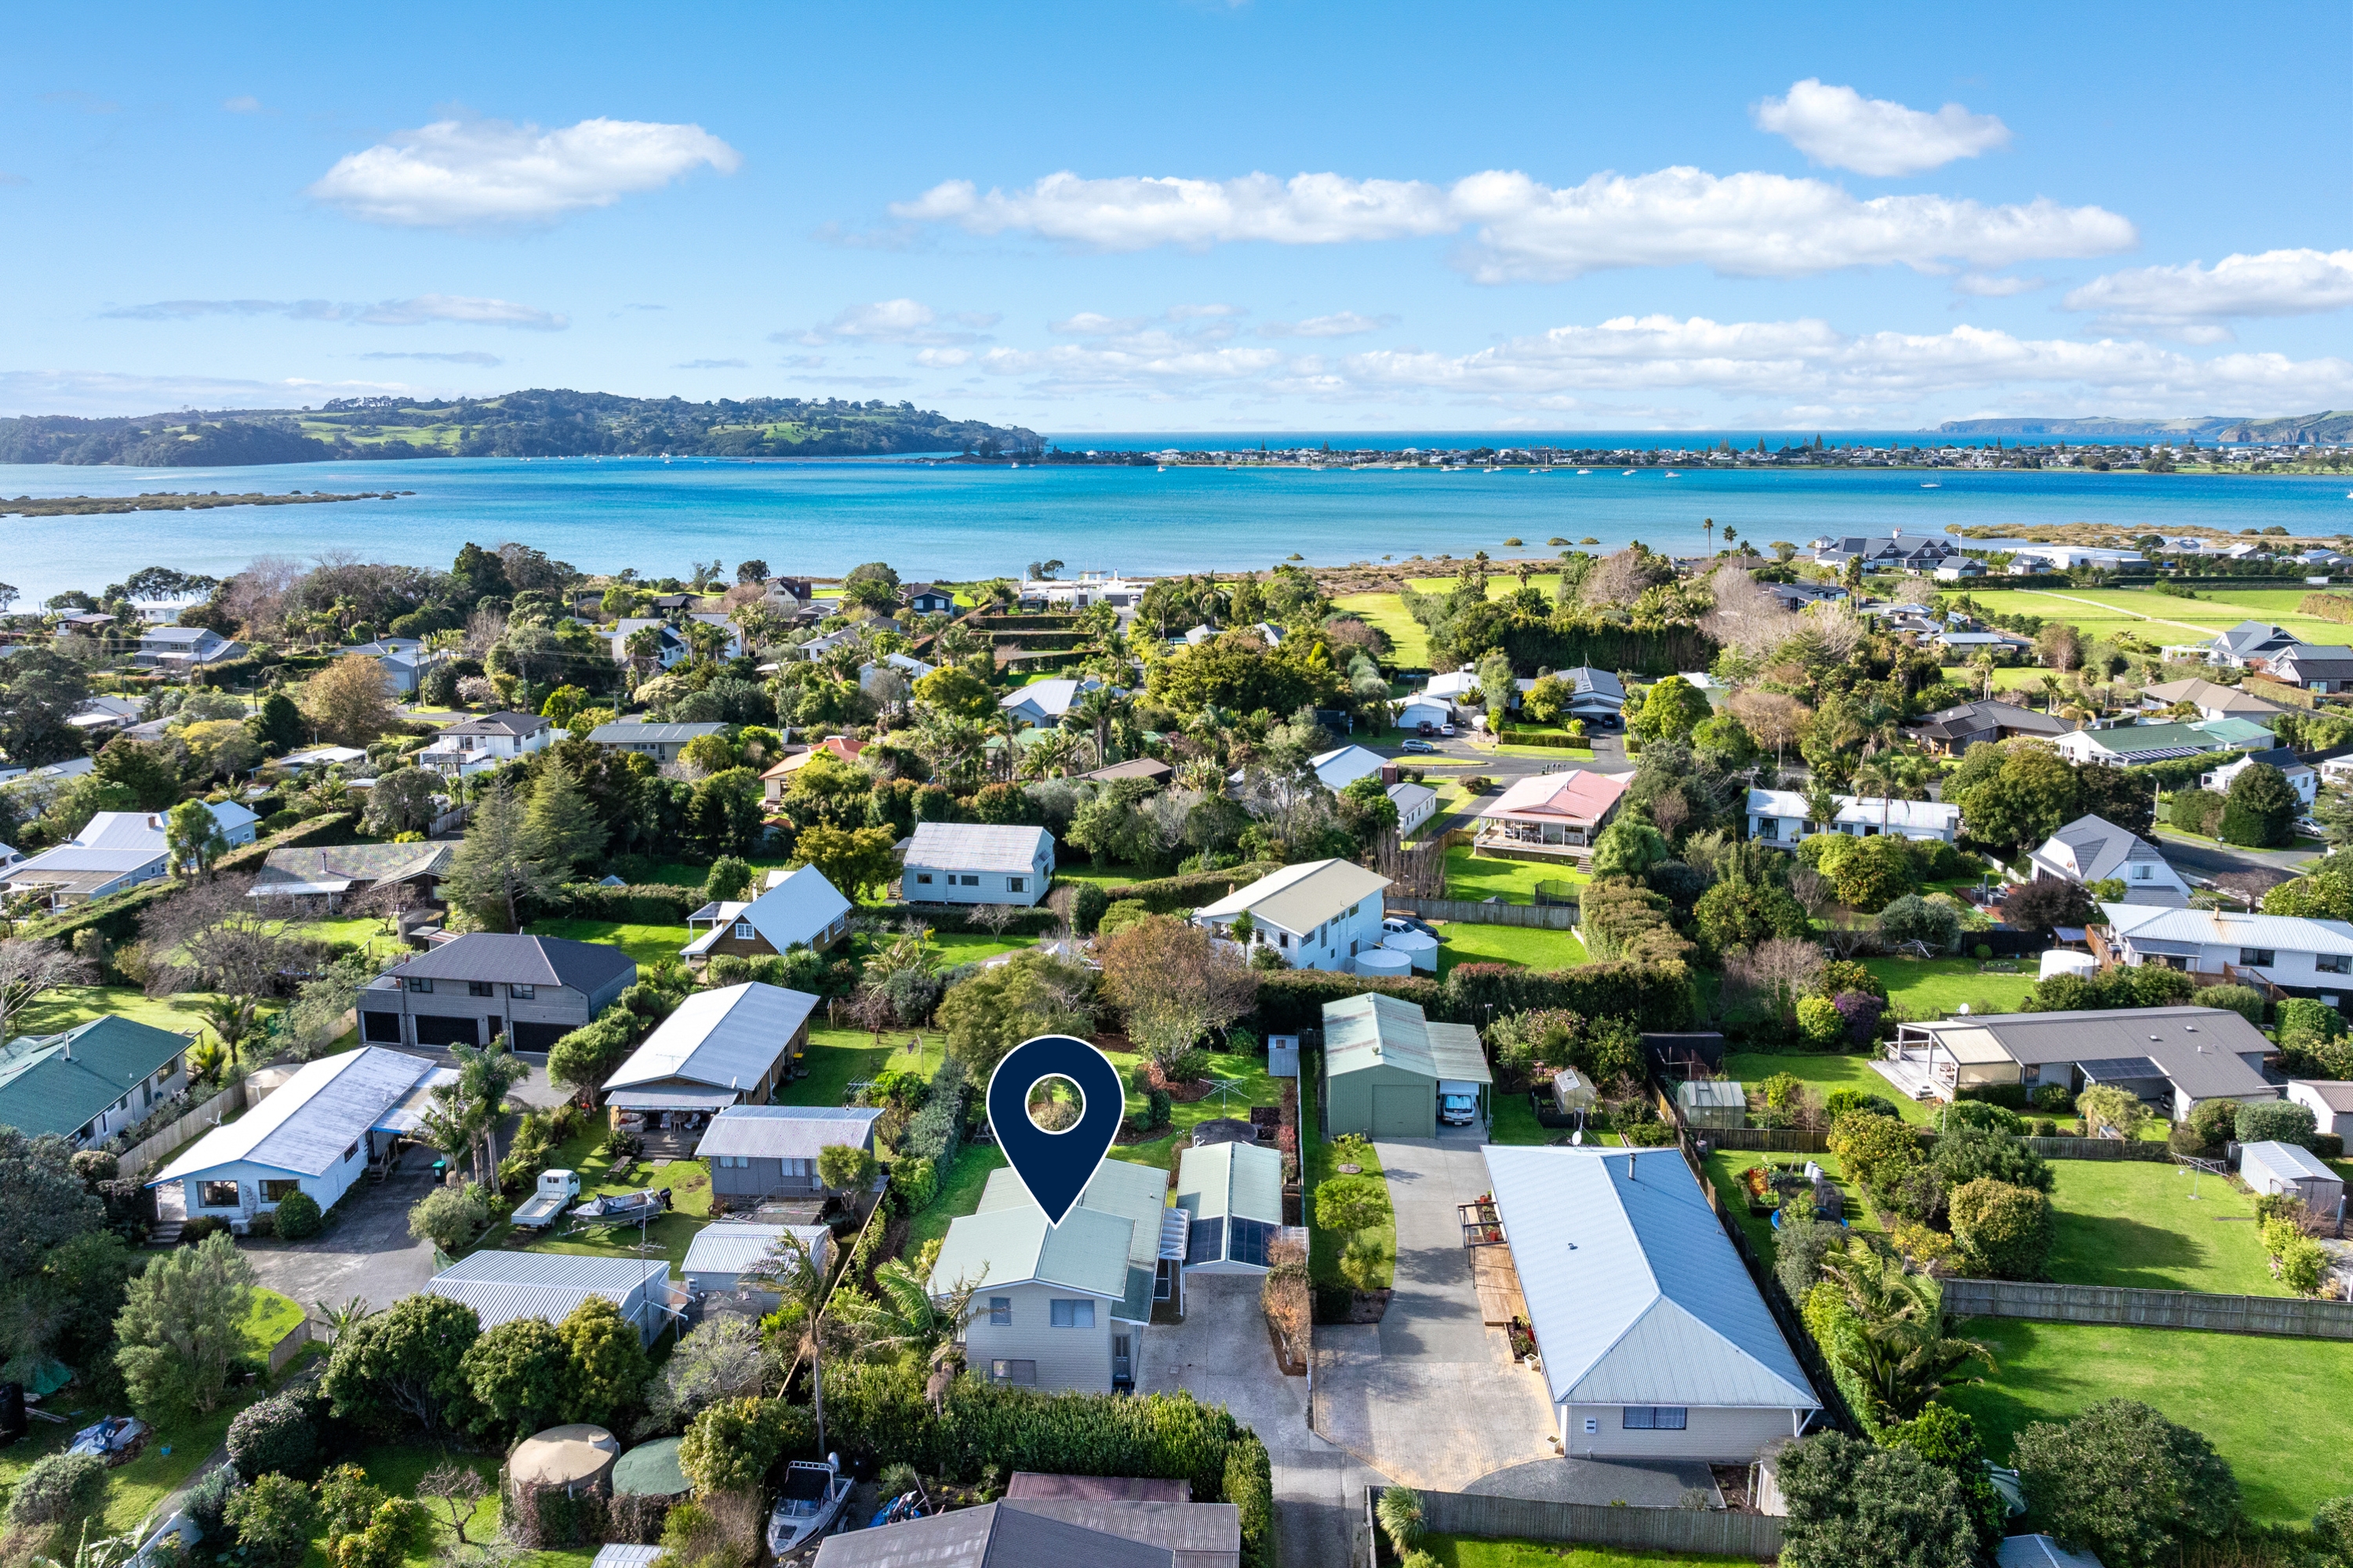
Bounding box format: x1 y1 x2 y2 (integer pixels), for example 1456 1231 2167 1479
0 937 91 1039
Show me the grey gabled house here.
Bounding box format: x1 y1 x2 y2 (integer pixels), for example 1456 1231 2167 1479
695 1104 885 1202
362 933 636 1052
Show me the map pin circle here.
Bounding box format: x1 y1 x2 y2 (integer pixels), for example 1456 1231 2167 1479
985 1033 1126 1227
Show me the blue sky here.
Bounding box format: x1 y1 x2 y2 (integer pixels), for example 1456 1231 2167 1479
4 0 2348 432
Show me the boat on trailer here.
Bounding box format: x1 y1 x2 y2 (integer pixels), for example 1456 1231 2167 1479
768 1453 853 1555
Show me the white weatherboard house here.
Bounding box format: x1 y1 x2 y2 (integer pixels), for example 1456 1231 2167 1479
680 864 853 962
1191 858 1391 973
147 1047 448 1230
1483 1146 1819 1460
1308 745 1389 792
2100 903 2353 1007
1744 788 1961 846
427 1253 672 1346
931 1160 1177 1393
2202 748 2318 806
2026 814 2193 907
998 678 1105 727
1387 780 1438 837
902 822 1055 907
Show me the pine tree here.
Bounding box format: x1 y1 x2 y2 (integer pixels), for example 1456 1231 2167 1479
443 779 558 932
525 756 609 876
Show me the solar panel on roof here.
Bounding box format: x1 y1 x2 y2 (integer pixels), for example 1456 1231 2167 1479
2075 1056 2167 1081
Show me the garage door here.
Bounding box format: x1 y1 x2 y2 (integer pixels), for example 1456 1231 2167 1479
360 1011 404 1044
414 1013 482 1047
1372 1083 1429 1138
509 1021 569 1053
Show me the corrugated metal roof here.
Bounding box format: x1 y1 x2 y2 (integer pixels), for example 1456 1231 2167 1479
1174 1141 1285 1228
373 1066 461 1135
0 1016 193 1138
427 1250 667 1333
1323 991 1437 1079
1194 858 1391 937
928 1204 1134 1301
980 1159 1167 1270
604 982 819 1094
1425 1021 1490 1084
682 1221 831 1278
691 1104 882 1159
2242 1140 2340 1184
149 1047 439 1184
386 933 638 991
704 865 851 955
904 821 1053 874
1483 1145 1818 1413
588 722 727 744
808 1501 1182 1568
2104 902 2353 957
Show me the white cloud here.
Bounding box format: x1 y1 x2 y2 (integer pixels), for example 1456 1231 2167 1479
1259 311 1398 337
894 165 2132 281
223 95 261 114
358 350 503 366
1953 274 2048 297
782 298 998 347
308 117 740 228
2064 249 2353 338
972 340 1283 395
915 347 973 368
673 357 748 369
1753 78 2009 176
103 295 568 329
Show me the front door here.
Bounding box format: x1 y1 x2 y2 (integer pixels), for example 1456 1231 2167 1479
1112 1333 1132 1386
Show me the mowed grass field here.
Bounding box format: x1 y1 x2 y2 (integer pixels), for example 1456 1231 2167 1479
1957 584 2352 646
1333 591 1431 668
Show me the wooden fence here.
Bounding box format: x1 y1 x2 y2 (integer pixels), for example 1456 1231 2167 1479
1385 896 1580 930
1404 1488 1786 1559
1941 1279 2353 1341
266 1319 313 1375
117 1078 261 1181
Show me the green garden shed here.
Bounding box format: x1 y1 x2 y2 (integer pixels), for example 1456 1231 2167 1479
1322 992 1490 1139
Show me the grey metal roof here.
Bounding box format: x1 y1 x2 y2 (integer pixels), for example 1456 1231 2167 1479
691 1104 882 1160
384 933 638 991
2104 903 2353 957
682 1221 831 1278
587 722 727 744
149 1047 438 1184
427 1250 667 1331
440 711 550 738
605 982 820 1095
905 821 1053 873
1483 1145 1819 1413
1905 1006 2279 1103
809 1501 1180 1568
2038 813 2167 882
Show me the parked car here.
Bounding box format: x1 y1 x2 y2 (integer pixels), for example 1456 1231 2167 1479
1383 915 1437 938
1399 738 1438 755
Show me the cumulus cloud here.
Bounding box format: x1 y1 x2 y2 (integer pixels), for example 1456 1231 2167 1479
308 116 740 228
894 165 2131 281
673 357 749 369
781 298 998 347
2064 249 2353 339
1753 79 2010 176
358 350 503 365
1258 311 1398 337
102 294 569 329
1953 274 2048 297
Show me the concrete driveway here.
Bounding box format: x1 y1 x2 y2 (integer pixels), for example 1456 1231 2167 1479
1311 1133 1557 1493
1138 1273 1387 1568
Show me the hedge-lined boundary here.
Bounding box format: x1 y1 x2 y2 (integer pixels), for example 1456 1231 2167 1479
20 809 365 946
534 882 708 924
1253 959 1696 1035
1106 862 1284 915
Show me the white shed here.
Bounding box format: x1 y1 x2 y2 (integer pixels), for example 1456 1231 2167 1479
679 1221 831 1297
427 1252 674 1346
2238 1140 2345 1216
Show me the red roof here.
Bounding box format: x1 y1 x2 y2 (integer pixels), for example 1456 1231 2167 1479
1478 769 1631 824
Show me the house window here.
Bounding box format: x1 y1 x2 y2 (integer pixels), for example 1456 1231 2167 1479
2132 864 2151 880
261 1180 301 1203
1006 877 1024 893
406 977 434 993
915 873 934 885
2318 955 2351 976
468 981 495 998
511 984 536 999
1758 818 1779 841
989 1359 1036 1387
344 1142 359 1163
198 1181 240 1209
988 1297 1013 1325
2240 948 2276 966
1621 1406 1688 1430
735 921 754 939
1049 1299 1096 1329
960 875 980 887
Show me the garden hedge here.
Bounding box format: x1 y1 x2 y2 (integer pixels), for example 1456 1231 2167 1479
1107 863 1285 915
22 809 363 947
534 881 707 924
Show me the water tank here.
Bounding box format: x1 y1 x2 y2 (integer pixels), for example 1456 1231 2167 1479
1381 930 1442 973
2038 949 2098 980
1352 948 1414 978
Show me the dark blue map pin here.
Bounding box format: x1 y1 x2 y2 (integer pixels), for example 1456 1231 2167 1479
986 1034 1125 1226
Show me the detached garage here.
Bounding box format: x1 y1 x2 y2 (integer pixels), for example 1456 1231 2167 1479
1322 992 1491 1140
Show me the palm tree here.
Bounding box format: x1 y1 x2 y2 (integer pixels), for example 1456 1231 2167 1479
2037 674 2063 714
749 1232 838 1448
831 1257 984 1373
1702 517 1715 555
1817 1242 1995 1424
1067 685 1128 769
197 994 260 1071
313 1297 375 1345
1023 731 1082 779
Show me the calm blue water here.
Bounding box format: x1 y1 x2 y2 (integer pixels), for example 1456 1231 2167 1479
4 446 2347 602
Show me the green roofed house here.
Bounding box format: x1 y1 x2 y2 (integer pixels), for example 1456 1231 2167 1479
933 1158 1180 1393
1322 991 1492 1140
2052 716 2274 768
1174 1141 1289 1277
0 1015 194 1149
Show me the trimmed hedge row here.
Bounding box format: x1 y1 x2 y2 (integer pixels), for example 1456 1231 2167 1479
902 903 1064 936
1253 959 1697 1034
534 882 708 924
1109 863 1284 915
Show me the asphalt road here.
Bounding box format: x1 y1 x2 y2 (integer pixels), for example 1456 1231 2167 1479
2152 829 2326 881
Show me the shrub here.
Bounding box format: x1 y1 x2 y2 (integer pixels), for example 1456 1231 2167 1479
272 1188 323 1241
888 1155 937 1215
1095 900 1155 939
226 1472 321 1568
184 1464 245 1541
1830 989 1886 1046
1824 1087 1899 1120
2013 1400 2238 1568
1070 882 1111 936
2190 984 2264 1027
1795 995 1846 1049
1940 1099 2024 1136
1949 1178 2053 1280
1775 1431 1977 1568
2235 1099 2319 1148
1931 1125 2052 1192
1973 943 1993 962
2279 1236 2329 1295
897 1057 969 1166
228 1391 320 1479
408 1184 491 1250
679 1397 813 1495
1314 1175 1391 1234
1376 1487 1424 1557
1827 1110 1922 1190
1878 893 1961 953
7 1452 106 1526
1224 1434 1274 1568
1773 1211 1842 1300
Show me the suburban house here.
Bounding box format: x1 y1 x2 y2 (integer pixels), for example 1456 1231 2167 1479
418 712 554 776
1017 572 1154 611
0 1016 192 1148
999 678 1106 727
2286 1079 2353 1138
2257 644 2353 693
248 842 455 931
903 822 1055 906
344 639 427 694
1766 581 1848 613
1474 769 1634 859
1889 1006 2282 1119
1423 664 1624 725
810 1498 1238 1568
933 1159 1174 1393
2 801 259 908
858 650 936 693
1902 699 2074 755
696 1104 884 1202
135 624 243 671
1173 1141 1289 1277
1482 1145 1821 1460
680 1221 832 1301
1307 744 1389 792
1744 788 1963 846
68 696 142 737
2098 904 2353 1009
427 1253 671 1347
604 983 822 1118
899 583 958 615
1931 630 2032 660
587 720 728 766
147 1046 448 1229
2052 718 2274 767
2209 621 2302 668
1809 532 1956 572
1322 991 1491 1139
365 933 638 1051
602 618 690 669
277 745 370 772
1387 780 1438 837
2140 678 2287 724
1082 757 1174 788
681 864 853 962
686 613 747 660
2202 747 2317 805
1933 558 1988 581
2026 814 2193 906
760 737 864 802
1396 693 1454 733
1191 859 1391 973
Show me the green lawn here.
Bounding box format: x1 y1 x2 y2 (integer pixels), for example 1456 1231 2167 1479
908 1140 1009 1252
1418 1540 1760 1568
12 983 280 1041
504 1119 721 1267
1721 1050 1934 1124
1946 1319 2353 1525
928 931 1038 966
524 917 689 966
242 1287 308 1351
2043 1159 2284 1296
1861 955 2041 1021
1445 846 1584 904
1304 1066 1395 1293
1333 591 1431 670
1438 922 1589 975
1957 584 2351 649
1053 863 1139 895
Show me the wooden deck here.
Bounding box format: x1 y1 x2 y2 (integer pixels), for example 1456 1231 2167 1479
1472 1243 1527 1327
